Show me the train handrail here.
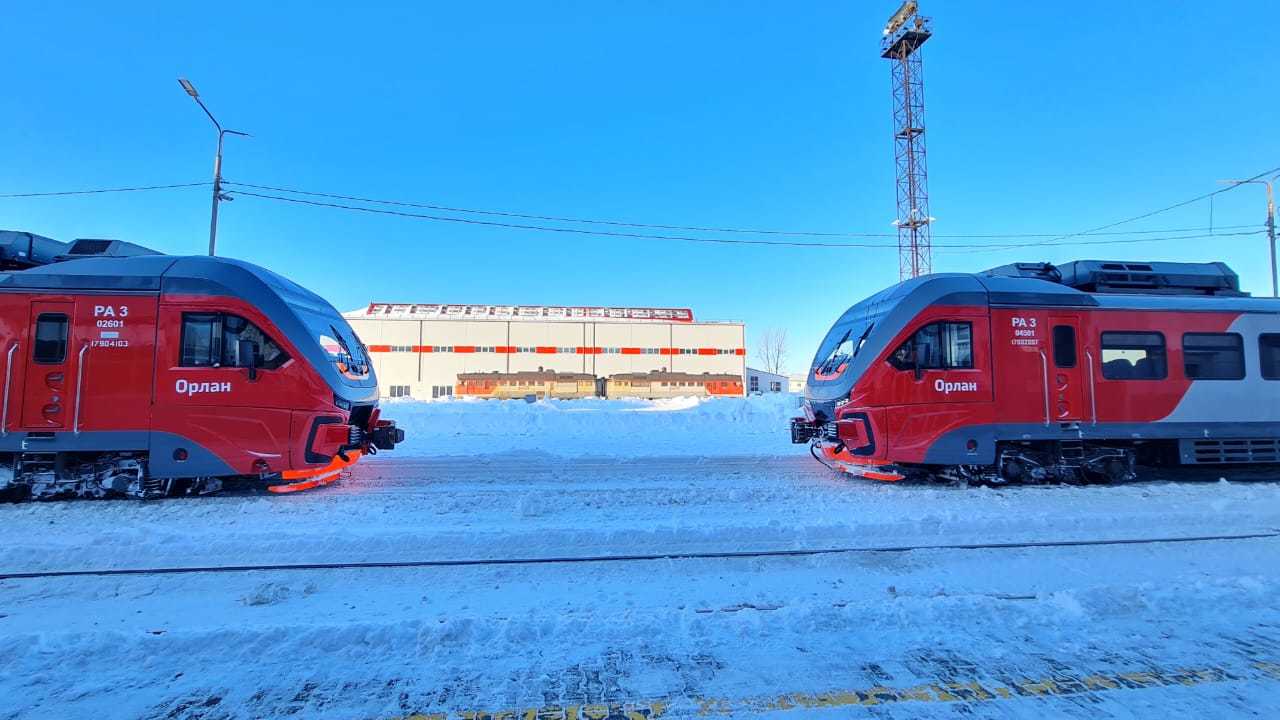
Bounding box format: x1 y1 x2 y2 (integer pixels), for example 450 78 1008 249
1038 350 1050 427
1085 349 1098 425
1 342 16 437
73 343 89 435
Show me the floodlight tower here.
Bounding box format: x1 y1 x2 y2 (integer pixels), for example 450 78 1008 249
882 1 933 280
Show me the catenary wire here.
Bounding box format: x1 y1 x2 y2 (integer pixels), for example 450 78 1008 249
227 189 1263 250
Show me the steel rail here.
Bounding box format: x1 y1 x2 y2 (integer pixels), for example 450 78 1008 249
2 530 1276 582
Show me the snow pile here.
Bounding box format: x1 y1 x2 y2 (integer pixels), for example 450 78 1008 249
379 393 804 459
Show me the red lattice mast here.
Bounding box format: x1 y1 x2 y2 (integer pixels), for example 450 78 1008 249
882 1 933 280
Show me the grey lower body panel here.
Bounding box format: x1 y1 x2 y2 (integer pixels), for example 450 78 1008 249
924 421 1280 466
0 430 235 478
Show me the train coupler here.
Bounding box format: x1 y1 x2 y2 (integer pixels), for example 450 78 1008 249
790 417 819 444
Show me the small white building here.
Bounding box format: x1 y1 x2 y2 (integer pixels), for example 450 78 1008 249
788 373 807 394
745 367 788 394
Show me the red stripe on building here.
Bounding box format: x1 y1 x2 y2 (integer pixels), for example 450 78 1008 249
697 348 717 356
576 346 601 355
413 345 431 353
734 348 746 356
535 346 556 354
495 346 515 354
659 347 675 356
621 347 642 355
454 346 476 353
367 345 391 353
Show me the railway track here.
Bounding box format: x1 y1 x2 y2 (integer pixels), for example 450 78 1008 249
4 528 1276 581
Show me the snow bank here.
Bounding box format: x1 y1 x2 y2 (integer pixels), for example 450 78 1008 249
379 393 804 459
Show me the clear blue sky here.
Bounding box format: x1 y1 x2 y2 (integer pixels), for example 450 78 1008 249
3 1 1278 373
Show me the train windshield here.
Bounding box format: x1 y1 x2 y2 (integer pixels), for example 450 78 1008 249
810 284 899 381
309 313 370 377
282 296 370 378
814 322 874 379
256 262 373 380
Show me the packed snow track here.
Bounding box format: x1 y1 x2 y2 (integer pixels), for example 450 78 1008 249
3 451 1280 719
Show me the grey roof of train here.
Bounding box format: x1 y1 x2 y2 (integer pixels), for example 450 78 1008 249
0 255 336 316
0 254 379 402
867 272 1280 313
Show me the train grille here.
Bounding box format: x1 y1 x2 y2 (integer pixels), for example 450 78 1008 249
1183 439 1280 464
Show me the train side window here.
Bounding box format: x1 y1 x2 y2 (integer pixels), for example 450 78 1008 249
1261 334 1280 380
33 313 69 364
222 314 289 370
1100 332 1166 379
180 312 289 369
1052 325 1076 368
1183 333 1244 380
889 321 973 370
180 313 220 367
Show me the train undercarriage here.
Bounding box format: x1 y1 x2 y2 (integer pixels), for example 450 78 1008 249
0 450 350 502
0 453 230 501
940 441 1139 485
805 435 1185 486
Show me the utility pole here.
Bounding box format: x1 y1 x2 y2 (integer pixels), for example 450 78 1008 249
1219 177 1278 298
178 78 249 256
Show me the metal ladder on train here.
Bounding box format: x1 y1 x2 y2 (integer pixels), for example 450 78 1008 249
1060 440 1086 466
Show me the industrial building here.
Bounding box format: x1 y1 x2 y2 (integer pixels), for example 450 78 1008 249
345 303 746 399
745 367 788 395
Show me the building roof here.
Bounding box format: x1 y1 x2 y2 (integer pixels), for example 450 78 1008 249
609 371 742 383
457 370 595 382
347 302 696 323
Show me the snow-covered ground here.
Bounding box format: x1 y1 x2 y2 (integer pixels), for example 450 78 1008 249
2 396 1280 719
383 394 802 458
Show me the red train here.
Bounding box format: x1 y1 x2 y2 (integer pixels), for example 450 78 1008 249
0 231 403 500
792 260 1280 483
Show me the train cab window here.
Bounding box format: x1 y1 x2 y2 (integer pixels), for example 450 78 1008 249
1052 325 1077 368
33 313 69 364
814 323 875 378
889 321 973 371
1100 332 1166 380
180 312 289 369
1261 334 1280 380
1183 333 1244 380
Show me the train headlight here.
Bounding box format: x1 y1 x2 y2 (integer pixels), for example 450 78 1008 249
333 394 352 411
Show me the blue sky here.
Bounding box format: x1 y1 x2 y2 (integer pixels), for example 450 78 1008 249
3 1 1278 373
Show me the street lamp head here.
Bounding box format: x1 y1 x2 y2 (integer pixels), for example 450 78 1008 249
224 129 251 138
178 78 199 98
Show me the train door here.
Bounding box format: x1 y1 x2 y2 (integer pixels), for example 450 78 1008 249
153 305 297 475
1048 315 1087 422
20 301 77 430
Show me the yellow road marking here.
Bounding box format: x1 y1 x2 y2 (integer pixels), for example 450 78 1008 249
384 660 1276 719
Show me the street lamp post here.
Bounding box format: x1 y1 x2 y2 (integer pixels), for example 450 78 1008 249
178 78 249 256
1220 177 1278 298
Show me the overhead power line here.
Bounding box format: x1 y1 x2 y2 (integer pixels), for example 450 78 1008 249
1031 164 1280 247
222 180 1256 241
2 174 1272 253
0 182 209 198
934 229 1265 255
228 188 1263 251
